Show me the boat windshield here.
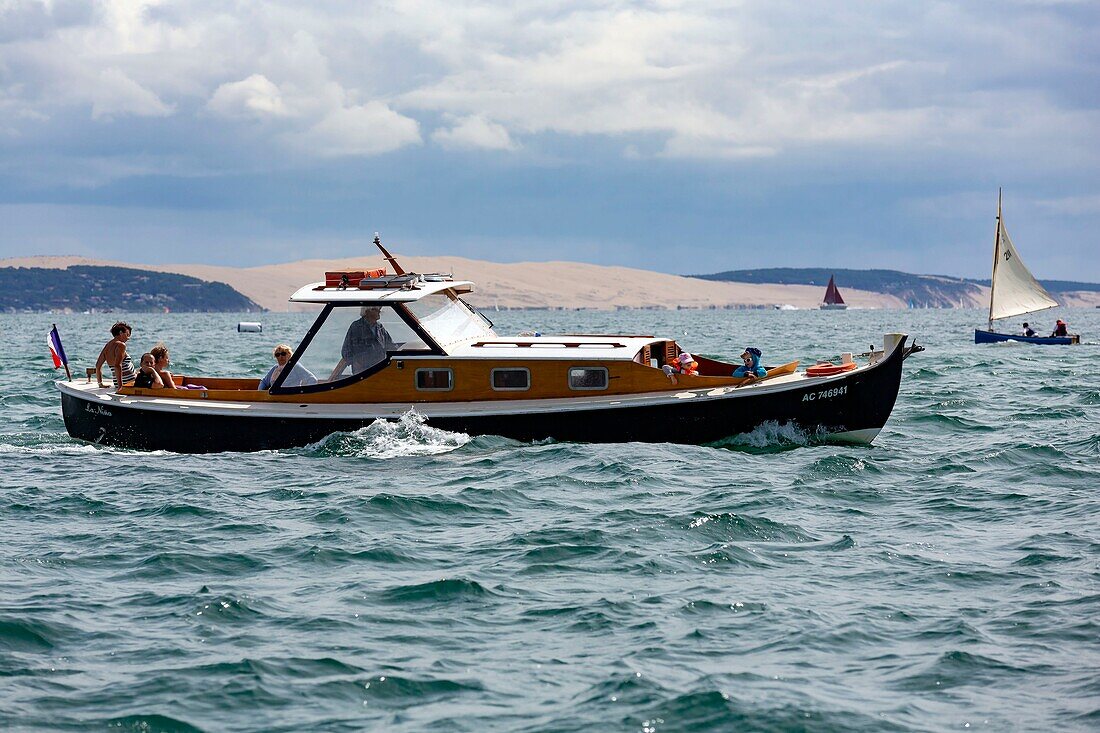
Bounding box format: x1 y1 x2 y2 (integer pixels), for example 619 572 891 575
404 293 495 348
289 305 432 386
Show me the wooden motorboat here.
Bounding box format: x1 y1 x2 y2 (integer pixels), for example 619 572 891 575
59 244 920 453
975 190 1080 345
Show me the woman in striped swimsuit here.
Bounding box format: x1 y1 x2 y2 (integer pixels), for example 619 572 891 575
95 321 137 389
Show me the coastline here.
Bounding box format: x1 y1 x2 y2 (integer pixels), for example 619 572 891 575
0 254 947 312
9 253 1098 312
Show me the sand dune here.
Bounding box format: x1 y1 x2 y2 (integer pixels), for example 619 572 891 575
3 254 918 311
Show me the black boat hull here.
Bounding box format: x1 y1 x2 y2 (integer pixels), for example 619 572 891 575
60 337 909 453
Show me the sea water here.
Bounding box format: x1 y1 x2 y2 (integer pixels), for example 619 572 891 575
0 307 1097 732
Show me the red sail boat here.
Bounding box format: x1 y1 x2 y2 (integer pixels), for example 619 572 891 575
820 274 848 310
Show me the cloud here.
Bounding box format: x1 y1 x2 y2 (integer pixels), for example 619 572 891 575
0 1 1098 280
432 115 518 151
1035 194 1100 216
207 74 288 118
1 1 1096 166
294 102 422 157
659 137 776 160
90 68 174 120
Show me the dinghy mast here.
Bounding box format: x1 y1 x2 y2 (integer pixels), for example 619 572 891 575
988 188 1001 331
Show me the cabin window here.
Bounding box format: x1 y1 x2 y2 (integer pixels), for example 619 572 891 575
568 367 608 390
416 368 453 391
491 368 530 391
405 293 495 348
287 304 432 387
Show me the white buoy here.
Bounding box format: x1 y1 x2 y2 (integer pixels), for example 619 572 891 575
237 322 262 333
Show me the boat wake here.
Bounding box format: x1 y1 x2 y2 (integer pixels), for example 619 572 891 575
302 409 471 459
0 431 123 455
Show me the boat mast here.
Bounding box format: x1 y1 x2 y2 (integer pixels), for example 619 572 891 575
373 233 406 275
987 188 1002 331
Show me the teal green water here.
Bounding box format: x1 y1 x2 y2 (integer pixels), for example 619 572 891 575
1 308 1098 732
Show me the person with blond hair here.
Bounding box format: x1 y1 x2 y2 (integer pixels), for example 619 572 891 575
259 344 317 390
150 343 177 389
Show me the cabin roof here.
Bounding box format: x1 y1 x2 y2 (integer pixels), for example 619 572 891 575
289 278 475 303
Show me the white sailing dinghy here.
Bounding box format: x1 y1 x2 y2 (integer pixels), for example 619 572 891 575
975 190 1079 345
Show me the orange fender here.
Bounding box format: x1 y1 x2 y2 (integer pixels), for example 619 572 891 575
806 362 858 377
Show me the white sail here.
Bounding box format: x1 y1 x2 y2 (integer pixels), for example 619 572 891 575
990 220 1059 321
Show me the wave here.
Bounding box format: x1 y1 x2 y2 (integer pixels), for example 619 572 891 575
806 453 883 478
100 714 205 733
123 550 270 580
192 594 268 623
687 542 773 569
358 673 484 702
293 544 423 567
299 409 470 459
894 650 1031 692
521 543 613 563
686 512 817 543
1013 552 1078 566
631 689 903 733
378 577 495 604
0 617 59 652
679 599 768 615
365 493 508 519
573 670 670 708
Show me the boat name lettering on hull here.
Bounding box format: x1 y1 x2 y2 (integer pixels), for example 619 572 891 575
803 385 848 402
85 404 113 417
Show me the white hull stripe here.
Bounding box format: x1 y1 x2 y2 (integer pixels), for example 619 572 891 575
59 365 865 421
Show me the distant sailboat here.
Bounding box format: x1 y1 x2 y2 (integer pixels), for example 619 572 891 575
974 190 1079 345
820 275 848 310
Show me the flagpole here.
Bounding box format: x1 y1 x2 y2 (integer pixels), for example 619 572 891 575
53 323 72 381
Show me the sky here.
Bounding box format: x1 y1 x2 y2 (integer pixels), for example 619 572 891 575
1 0 1098 280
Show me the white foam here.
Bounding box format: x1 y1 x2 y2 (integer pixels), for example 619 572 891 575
0 442 106 456
310 409 471 459
727 420 825 448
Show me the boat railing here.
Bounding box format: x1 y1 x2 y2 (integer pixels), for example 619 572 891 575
470 341 627 349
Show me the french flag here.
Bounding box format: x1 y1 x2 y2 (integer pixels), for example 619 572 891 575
48 325 68 369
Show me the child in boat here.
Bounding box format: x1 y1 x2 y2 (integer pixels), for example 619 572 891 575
662 352 698 375
676 353 699 376
661 352 698 384
733 347 767 379
133 353 165 389
1022 322 1036 337
150 344 176 388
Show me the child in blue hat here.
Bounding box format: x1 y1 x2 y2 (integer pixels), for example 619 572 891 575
733 347 767 379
